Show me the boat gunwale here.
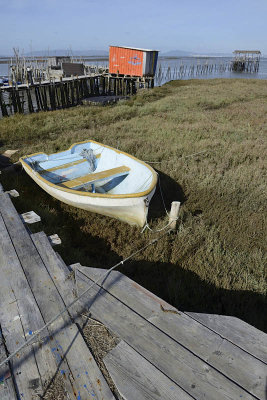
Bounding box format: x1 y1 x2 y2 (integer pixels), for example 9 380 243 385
19 139 158 199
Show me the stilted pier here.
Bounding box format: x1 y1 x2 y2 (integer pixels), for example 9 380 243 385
0 74 154 118
0 182 266 399
231 50 261 72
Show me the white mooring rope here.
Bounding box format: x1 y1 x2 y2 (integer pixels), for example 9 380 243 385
0 229 171 369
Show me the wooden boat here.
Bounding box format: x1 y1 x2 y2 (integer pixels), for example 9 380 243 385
20 140 157 227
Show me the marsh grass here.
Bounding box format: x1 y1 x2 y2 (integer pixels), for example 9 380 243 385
0 78 266 331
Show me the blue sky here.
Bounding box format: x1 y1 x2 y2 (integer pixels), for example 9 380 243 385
0 0 266 55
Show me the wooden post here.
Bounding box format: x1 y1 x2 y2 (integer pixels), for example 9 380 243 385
64 82 70 107
11 87 18 114
38 85 44 110
15 89 23 113
75 78 79 104
169 201 181 231
70 81 75 105
0 90 8 117
34 86 40 112
95 77 99 95
84 78 90 97
41 86 48 111
55 84 61 108
52 84 57 108
26 87 34 113
60 82 65 108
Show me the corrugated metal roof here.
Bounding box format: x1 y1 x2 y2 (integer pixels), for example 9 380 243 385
110 45 159 52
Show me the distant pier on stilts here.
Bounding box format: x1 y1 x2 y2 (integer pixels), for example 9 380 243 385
231 50 261 73
0 46 159 118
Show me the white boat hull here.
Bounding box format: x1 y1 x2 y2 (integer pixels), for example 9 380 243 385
20 140 157 227
25 161 155 227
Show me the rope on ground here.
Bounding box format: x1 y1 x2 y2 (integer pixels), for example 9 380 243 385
0 229 171 369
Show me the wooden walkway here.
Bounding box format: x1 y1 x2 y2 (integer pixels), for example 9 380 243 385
0 184 266 399
0 185 114 400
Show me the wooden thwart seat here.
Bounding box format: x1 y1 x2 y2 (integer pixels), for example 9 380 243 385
59 165 130 189
40 153 101 173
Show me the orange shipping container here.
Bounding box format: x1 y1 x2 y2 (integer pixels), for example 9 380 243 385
109 46 158 77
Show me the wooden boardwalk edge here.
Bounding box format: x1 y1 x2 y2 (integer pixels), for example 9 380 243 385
104 340 193 400
0 211 58 399
75 266 267 398
0 192 114 400
0 331 17 400
185 312 267 364
31 231 115 399
75 268 258 400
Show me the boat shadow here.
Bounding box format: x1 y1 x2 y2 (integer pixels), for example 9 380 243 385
0 153 12 169
148 169 186 219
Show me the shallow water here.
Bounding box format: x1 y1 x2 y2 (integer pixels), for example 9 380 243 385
1 56 266 82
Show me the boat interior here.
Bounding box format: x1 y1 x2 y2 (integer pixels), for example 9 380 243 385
23 141 155 195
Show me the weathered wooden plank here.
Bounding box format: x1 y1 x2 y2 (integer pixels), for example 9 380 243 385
75 270 256 400
186 312 267 364
77 267 267 399
0 331 17 400
0 207 78 400
104 340 193 400
5 189 19 198
31 231 115 399
31 232 82 317
20 211 41 224
59 165 130 189
47 233 61 246
148 313 266 399
0 213 50 399
73 266 178 319
1 150 18 158
0 194 114 400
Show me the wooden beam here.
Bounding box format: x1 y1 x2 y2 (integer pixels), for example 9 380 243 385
185 312 267 364
0 331 17 400
20 211 41 224
47 234 61 246
5 190 19 198
59 165 130 189
31 231 115 399
104 340 193 400
0 212 56 399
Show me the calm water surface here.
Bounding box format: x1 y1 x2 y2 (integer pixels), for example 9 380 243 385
1 57 267 83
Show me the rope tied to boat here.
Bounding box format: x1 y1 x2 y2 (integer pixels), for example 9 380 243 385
0 229 171 369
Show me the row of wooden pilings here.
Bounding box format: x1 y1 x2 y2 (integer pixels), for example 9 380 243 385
0 75 154 117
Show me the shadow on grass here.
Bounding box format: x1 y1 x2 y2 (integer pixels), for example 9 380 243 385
0 154 12 168
148 169 186 220
122 259 267 333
